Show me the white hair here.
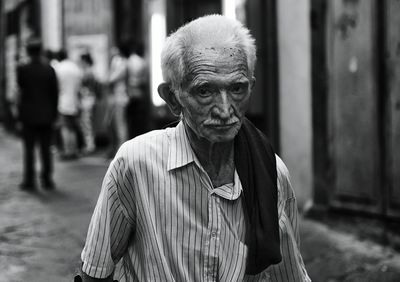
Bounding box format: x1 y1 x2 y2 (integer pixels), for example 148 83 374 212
161 14 256 90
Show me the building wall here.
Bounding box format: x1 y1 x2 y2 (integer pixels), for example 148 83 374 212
0 0 5 121
63 0 112 81
40 0 62 51
277 0 313 210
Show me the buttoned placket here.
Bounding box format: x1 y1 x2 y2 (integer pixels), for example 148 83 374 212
205 193 221 281
193 161 222 282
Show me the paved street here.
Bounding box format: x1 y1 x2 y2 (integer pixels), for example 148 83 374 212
1 127 400 282
0 128 108 282
301 218 400 281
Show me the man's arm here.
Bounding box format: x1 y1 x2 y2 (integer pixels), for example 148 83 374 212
80 146 135 280
49 67 59 121
15 66 24 105
274 155 311 281
276 155 300 244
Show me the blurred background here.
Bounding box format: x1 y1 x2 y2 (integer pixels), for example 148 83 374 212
0 0 400 281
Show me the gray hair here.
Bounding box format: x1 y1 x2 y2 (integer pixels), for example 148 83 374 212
161 14 256 91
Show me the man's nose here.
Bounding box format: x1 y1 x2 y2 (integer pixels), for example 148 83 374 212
212 91 233 120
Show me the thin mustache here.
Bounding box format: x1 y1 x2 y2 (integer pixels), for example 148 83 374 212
203 117 239 126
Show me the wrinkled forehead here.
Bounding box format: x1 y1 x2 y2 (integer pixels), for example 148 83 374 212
181 45 249 84
189 43 245 54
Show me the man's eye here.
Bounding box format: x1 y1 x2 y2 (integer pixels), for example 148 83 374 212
197 87 212 97
230 84 247 94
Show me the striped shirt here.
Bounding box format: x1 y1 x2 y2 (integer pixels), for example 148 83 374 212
81 121 310 281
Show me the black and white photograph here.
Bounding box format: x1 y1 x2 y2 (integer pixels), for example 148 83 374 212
0 0 399 281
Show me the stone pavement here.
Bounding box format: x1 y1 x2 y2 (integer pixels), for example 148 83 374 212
1 127 400 282
0 128 108 282
300 218 400 282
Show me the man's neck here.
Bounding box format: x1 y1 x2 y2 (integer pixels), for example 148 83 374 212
183 122 235 187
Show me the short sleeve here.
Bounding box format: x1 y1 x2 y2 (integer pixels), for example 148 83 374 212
276 155 299 245
81 150 135 279
267 155 311 282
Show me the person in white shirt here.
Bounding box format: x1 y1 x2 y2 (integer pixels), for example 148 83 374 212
107 44 130 157
54 50 83 159
78 52 98 154
126 42 151 138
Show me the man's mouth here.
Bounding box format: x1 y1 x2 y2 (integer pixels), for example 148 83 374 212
206 122 238 129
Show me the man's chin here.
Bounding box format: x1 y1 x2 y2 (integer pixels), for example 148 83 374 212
204 129 239 143
211 136 236 143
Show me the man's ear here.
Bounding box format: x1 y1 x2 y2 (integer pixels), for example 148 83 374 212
158 83 182 116
250 76 256 90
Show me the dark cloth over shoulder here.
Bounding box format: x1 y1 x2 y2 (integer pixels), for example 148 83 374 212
234 118 282 275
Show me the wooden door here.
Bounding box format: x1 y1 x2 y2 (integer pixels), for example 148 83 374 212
312 0 400 217
113 0 143 47
246 0 280 150
386 0 400 217
326 0 382 213
166 0 221 35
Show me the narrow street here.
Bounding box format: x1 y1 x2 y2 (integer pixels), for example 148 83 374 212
1 127 400 282
0 128 108 282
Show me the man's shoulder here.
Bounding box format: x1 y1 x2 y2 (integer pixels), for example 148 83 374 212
119 128 172 158
275 154 289 179
275 154 296 200
130 127 171 143
18 61 53 76
39 62 56 74
110 128 173 182
17 62 34 72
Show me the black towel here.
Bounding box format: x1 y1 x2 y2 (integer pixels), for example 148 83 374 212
234 118 282 274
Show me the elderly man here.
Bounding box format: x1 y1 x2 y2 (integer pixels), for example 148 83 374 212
79 15 310 282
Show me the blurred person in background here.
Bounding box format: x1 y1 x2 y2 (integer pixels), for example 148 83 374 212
126 41 151 138
54 49 83 160
106 43 130 158
44 49 59 68
78 15 310 281
79 52 98 154
16 38 59 191
44 49 64 153
44 49 54 64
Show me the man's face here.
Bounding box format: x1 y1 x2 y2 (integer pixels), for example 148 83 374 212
177 46 253 144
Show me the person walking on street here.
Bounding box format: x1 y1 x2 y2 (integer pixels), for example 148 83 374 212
16 38 59 190
78 52 98 154
54 49 83 159
78 15 310 281
106 44 130 157
126 41 151 139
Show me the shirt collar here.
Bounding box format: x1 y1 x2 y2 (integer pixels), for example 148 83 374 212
167 121 196 171
168 121 242 200
211 170 242 200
